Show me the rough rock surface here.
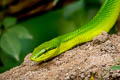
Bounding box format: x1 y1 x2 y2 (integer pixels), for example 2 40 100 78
0 32 120 80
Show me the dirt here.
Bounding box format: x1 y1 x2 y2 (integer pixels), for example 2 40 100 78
0 32 120 80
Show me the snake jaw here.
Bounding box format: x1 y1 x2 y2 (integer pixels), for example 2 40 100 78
30 44 60 62
31 49 46 59
30 39 60 62
30 49 46 62
30 48 57 62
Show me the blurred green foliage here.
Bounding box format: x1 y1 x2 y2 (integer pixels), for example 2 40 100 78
111 65 120 70
0 0 103 72
0 17 32 72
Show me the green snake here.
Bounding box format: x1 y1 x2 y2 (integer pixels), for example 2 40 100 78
30 0 120 62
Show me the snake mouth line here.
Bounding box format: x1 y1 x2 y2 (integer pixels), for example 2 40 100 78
31 47 58 60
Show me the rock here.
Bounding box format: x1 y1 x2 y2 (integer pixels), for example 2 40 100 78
1 33 120 80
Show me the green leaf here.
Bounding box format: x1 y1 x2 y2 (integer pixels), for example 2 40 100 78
7 25 33 39
53 0 59 6
3 17 17 28
110 65 120 70
0 21 2 27
0 33 21 61
0 51 19 73
64 0 84 19
0 22 2 35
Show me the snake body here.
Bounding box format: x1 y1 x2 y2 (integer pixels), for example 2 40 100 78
31 0 120 62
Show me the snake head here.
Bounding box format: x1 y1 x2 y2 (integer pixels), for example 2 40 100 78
30 40 60 62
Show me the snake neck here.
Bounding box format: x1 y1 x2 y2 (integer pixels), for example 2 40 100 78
61 0 120 43
86 0 120 30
